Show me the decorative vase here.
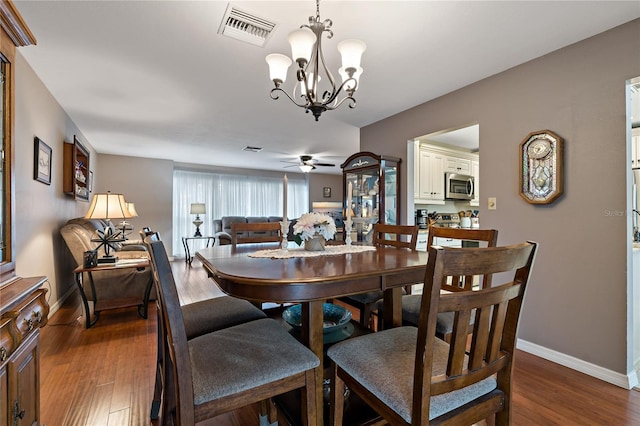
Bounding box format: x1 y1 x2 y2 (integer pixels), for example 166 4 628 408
305 234 326 251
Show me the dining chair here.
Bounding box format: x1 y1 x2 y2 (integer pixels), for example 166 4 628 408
328 241 538 426
401 226 499 342
146 237 319 425
142 232 269 421
338 224 419 329
231 221 282 245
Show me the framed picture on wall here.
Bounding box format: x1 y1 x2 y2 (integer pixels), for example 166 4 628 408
33 137 52 185
323 187 331 198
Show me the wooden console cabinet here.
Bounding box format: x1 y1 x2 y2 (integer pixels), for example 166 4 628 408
0 277 49 426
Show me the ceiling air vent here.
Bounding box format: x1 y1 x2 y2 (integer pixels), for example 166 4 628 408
218 4 277 47
242 146 263 153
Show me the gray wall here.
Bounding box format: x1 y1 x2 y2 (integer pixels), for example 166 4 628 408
14 48 347 317
96 154 174 254
309 173 343 205
361 19 640 378
15 51 94 314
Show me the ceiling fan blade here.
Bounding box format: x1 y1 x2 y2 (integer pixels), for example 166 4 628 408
314 162 335 167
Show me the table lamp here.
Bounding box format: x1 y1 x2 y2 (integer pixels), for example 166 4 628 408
190 203 206 237
117 202 139 239
85 192 132 263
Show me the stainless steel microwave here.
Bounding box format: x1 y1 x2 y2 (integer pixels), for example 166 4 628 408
445 172 475 201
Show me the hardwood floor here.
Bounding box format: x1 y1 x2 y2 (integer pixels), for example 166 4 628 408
40 260 640 425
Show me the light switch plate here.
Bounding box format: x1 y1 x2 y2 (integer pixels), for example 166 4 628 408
488 197 497 210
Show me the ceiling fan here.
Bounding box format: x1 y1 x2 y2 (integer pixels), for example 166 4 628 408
283 155 336 172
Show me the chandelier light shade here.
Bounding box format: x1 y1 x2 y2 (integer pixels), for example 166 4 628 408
266 0 366 121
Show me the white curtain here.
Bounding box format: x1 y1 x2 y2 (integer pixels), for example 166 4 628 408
172 170 308 257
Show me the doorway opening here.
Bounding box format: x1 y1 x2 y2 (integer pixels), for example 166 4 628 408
406 123 480 226
627 75 640 389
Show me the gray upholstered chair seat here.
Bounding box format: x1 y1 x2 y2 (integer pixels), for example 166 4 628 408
327 326 496 423
400 294 475 337
182 296 266 339
189 318 320 405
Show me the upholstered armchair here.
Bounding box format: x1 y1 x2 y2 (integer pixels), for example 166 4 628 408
60 218 154 302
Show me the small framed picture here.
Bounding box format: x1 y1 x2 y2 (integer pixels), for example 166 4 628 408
323 187 331 198
34 137 52 185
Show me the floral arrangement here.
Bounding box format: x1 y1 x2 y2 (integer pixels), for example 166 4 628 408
293 212 336 245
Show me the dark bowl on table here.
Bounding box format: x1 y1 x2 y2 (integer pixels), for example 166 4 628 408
282 303 352 334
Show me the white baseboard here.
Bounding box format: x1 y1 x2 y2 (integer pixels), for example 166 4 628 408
45 284 77 319
517 338 639 390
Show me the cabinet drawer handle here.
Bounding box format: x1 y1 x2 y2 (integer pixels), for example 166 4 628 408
0 346 6 362
23 318 34 332
14 401 25 420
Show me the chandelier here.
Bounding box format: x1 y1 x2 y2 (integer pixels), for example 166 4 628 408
265 0 366 121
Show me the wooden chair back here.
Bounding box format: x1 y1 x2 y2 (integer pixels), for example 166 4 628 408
412 241 537 424
145 238 318 425
144 238 192 423
427 226 498 291
372 224 419 250
231 222 282 245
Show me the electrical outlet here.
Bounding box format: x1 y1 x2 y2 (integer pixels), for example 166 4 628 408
488 197 497 210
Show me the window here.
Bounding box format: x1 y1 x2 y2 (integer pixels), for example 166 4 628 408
172 169 308 256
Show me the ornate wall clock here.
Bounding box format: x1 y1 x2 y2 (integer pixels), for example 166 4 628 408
519 130 564 204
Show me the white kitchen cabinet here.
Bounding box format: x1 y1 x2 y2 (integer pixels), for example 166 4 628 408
433 235 463 248
417 148 446 204
416 230 428 251
414 143 479 205
445 156 471 174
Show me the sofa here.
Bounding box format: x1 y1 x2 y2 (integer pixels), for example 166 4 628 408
60 218 154 301
213 216 297 245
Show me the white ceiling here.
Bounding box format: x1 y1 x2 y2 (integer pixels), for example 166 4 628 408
15 1 640 174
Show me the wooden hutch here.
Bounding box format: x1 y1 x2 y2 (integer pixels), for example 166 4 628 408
341 152 401 243
0 3 50 426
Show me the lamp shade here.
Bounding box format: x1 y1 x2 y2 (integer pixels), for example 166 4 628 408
339 66 363 91
299 164 314 173
85 192 131 220
265 53 292 84
126 202 138 218
190 203 206 215
337 39 366 70
288 28 316 63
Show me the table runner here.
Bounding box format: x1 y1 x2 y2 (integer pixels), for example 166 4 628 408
248 244 376 259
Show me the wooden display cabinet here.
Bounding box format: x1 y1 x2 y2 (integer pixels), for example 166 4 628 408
63 136 90 201
341 152 401 244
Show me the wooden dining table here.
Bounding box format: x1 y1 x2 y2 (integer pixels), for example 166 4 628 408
196 242 428 426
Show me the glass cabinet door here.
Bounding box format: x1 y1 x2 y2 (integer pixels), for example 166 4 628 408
341 152 401 243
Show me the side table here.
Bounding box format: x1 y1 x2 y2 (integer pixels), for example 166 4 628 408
182 236 215 266
74 259 151 328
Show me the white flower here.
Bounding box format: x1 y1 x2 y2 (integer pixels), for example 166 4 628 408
293 212 337 244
